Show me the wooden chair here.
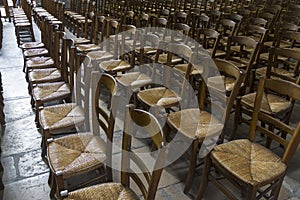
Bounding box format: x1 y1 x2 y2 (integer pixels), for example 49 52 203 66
98 24 136 76
115 32 160 104
27 33 72 99
215 19 237 54
61 104 167 200
137 43 194 112
167 58 244 194
195 28 223 58
225 35 261 93
47 72 117 199
38 53 90 158
198 77 300 200
256 47 300 83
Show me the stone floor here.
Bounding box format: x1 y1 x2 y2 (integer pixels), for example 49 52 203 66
0 8 300 200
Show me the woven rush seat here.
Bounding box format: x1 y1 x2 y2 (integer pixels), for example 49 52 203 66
241 92 292 115
73 38 90 45
211 139 286 185
99 60 132 73
23 48 48 57
116 72 152 90
64 182 139 200
39 103 84 131
174 63 204 76
207 75 236 92
28 68 62 83
151 53 181 64
86 51 114 61
20 42 44 49
48 133 106 178
255 67 295 79
137 87 181 107
76 44 101 52
167 108 224 140
32 82 71 102
26 57 55 68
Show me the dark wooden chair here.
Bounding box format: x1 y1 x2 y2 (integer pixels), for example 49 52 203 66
47 73 117 199
60 105 167 200
167 58 244 194
198 77 300 200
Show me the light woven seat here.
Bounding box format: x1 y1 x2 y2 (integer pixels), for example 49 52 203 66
23 48 48 57
174 63 204 76
116 72 152 90
65 183 139 200
28 68 61 82
137 87 181 107
207 75 236 92
26 57 54 68
76 44 101 52
211 139 286 185
48 133 106 178
255 67 295 79
33 82 71 102
99 60 132 74
151 53 182 65
20 42 44 49
168 108 224 140
39 103 84 131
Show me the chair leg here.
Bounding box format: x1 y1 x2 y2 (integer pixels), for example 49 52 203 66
55 174 65 199
246 185 257 200
49 173 56 199
196 155 212 200
41 129 50 158
230 97 241 140
184 139 199 194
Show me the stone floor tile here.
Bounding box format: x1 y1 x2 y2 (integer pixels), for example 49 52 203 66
2 156 17 182
4 98 34 123
3 173 50 200
1 115 41 157
18 149 49 178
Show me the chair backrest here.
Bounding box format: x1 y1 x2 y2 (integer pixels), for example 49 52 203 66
197 28 220 56
121 105 166 200
171 22 191 44
91 72 118 181
139 32 161 65
61 36 75 85
275 30 300 48
249 77 300 165
226 36 260 83
216 19 237 38
267 47 300 83
245 24 269 43
249 17 268 27
202 58 245 142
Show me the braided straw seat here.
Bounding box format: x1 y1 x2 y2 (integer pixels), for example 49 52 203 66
23 48 48 57
39 103 84 131
116 72 152 91
99 60 132 74
26 57 55 69
48 133 106 178
65 181 139 200
151 53 181 64
168 108 224 140
207 75 236 92
241 92 292 116
211 139 286 185
20 42 44 49
137 87 181 107
28 68 62 84
255 67 295 79
32 82 71 102
174 63 204 76
76 44 101 52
